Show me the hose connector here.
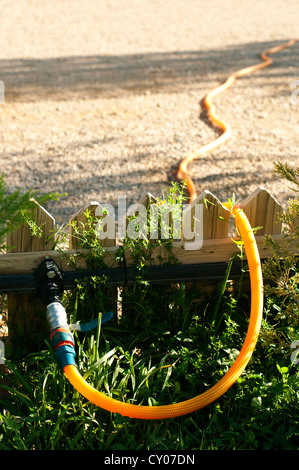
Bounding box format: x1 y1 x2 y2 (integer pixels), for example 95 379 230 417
35 258 76 369
46 301 69 332
50 327 76 368
46 302 77 369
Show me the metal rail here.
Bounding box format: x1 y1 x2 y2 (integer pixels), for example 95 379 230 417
0 261 249 294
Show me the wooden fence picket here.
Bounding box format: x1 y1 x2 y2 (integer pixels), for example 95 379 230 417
183 189 230 244
68 201 118 317
69 201 116 249
6 200 55 342
0 186 292 340
125 192 158 241
240 186 283 235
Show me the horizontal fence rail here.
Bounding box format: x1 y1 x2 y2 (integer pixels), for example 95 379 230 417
0 262 249 294
0 185 290 338
0 186 285 274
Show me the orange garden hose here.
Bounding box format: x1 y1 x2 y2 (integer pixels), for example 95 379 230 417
56 39 296 418
63 204 263 419
177 38 298 203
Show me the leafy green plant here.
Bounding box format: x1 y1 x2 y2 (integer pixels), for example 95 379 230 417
1 269 298 450
0 173 63 251
0 174 298 450
116 181 187 267
261 162 299 355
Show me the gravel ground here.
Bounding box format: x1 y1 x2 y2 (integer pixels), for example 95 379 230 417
0 0 298 225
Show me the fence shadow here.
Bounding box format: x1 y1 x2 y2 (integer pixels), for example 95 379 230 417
2 40 298 102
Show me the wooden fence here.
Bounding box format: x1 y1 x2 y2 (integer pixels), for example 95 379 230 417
0 185 287 340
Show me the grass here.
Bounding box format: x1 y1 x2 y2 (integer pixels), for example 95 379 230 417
0 267 298 450
0 175 298 450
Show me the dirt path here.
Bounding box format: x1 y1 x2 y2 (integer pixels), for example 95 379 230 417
0 0 298 224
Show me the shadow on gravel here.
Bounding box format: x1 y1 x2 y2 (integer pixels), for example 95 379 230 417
1 39 298 102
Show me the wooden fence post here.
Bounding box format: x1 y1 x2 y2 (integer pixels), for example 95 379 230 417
69 201 116 250
240 186 283 236
120 193 158 319
183 189 230 244
0 187 290 344
68 201 118 317
124 192 158 244
230 187 284 294
6 200 55 345
182 190 231 300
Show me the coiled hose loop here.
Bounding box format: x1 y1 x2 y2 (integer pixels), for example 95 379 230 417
63 204 263 419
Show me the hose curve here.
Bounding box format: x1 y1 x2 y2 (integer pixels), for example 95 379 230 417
177 38 298 203
59 40 299 418
63 204 263 419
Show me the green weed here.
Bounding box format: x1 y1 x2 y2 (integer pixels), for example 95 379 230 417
0 174 298 450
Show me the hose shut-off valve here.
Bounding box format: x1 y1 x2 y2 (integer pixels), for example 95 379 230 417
35 257 64 306
35 257 76 368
